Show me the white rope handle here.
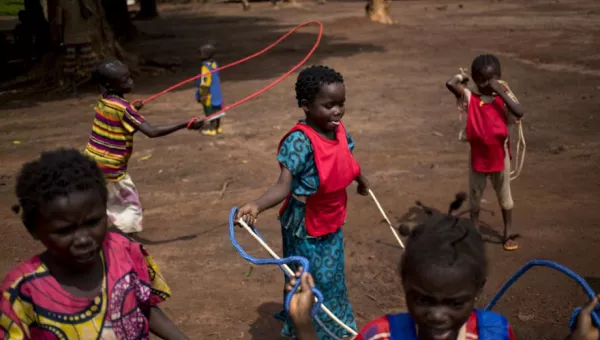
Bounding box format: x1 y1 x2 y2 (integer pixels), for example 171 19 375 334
368 190 405 249
236 219 358 336
510 121 526 181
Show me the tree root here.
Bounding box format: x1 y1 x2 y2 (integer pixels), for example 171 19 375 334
366 0 395 24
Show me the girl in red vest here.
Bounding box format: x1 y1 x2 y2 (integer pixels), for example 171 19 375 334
445 54 524 251
236 65 369 339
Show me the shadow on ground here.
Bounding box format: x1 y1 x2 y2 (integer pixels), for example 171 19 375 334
248 302 284 339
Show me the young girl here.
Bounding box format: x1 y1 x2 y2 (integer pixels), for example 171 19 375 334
287 196 600 340
1 149 188 339
236 65 370 339
84 60 205 235
445 54 524 251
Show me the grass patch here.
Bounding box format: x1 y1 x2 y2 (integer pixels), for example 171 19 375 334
0 0 24 16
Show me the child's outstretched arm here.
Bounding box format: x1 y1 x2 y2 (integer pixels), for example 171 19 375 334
138 121 203 138
489 79 524 119
236 167 293 225
148 306 189 340
134 102 205 138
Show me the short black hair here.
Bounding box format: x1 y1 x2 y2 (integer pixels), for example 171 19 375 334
13 149 107 233
471 54 501 79
400 193 487 288
200 44 216 59
91 59 126 89
295 65 344 107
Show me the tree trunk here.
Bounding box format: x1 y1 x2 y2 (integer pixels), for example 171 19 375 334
241 0 250 11
137 0 159 19
366 0 394 24
102 0 137 40
6 0 138 91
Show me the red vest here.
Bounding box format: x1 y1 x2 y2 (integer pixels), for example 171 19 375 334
466 94 510 173
278 122 361 237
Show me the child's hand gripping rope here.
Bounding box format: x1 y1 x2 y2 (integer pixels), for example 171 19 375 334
228 207 358 338
569 296 600 340
286 269 318 331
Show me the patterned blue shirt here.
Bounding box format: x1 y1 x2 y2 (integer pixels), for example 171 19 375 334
277 121 355 197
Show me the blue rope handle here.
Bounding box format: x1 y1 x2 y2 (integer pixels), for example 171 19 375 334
485 260 600 332
228 207 324 317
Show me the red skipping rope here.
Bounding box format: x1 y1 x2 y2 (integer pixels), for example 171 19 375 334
137 21 324 128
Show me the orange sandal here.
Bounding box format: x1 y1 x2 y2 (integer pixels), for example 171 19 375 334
503 234 520 251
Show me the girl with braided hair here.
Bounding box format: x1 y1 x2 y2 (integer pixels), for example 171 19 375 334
288 196 600 340
236 65 370 339
288 193 513 340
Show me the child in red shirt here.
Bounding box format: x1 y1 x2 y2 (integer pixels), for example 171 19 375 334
446 54 524 251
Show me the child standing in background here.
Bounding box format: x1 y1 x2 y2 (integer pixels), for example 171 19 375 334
195 44 224 136
446 54 524 251
85 60 205 235
55 0 96 93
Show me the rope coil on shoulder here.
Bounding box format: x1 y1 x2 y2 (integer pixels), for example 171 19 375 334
509 121 525 181
485 260 600 334
228 207 358 338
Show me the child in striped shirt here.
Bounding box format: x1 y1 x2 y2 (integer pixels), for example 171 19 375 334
85 60 205 235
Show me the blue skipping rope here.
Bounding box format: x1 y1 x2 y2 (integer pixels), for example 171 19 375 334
485 260 600 334
228 207 344 339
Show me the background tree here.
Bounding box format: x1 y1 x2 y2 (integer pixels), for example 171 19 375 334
137 0 158 19
366 0 393 24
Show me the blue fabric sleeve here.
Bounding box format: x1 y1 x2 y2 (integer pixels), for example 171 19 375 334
277 131 312 176
346 130 355 152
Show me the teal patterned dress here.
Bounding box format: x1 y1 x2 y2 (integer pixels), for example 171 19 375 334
276 121 357 339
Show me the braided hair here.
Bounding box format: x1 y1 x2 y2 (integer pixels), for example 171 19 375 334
295 65 344 107
471 54 501 80
13 149 107 233
400 193 488 288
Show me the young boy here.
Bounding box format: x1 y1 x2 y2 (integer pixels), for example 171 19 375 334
85 60 205 235
195 44 224 136
446 54 524 251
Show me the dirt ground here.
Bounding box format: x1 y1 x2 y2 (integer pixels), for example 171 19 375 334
1 0 600 338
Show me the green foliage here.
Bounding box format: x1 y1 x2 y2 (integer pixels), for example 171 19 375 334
0 0 24 16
